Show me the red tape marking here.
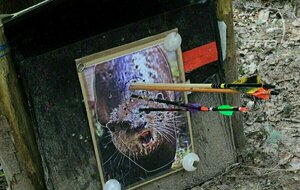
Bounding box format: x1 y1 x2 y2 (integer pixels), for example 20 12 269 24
183 41 219 73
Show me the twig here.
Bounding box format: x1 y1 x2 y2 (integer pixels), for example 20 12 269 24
222 163 241 176
199 163 241 187
227 165 300 179
281 118 300 123
276 78 295 83
276 8 286 44
265 152 293 175
241 165 300 172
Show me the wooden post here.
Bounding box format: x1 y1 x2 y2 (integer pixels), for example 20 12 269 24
0 20 45 189
217 0 246 150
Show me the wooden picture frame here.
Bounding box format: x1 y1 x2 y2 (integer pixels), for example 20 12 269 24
75 29 194 189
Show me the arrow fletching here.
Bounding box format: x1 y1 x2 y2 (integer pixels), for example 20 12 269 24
218 105 234 116
186 103 201 113
231 75 263 93
251 88 271 100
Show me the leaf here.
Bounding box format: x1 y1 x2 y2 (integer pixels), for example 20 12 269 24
288 157 300 170
266 129 283 144
0 171 4 177
292 18 300 27
278 152 293 166
256 10 270 25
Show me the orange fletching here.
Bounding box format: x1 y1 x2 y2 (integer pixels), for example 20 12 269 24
252 88 271 100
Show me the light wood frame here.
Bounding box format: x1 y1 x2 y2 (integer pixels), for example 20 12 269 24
75 29 194 190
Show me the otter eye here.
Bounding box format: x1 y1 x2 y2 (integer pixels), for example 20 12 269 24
121 121 131 129
156 93 164 99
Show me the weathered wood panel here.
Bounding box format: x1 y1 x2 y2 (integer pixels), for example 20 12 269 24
138 87 236 190
0 21 45 189
3 0 241 189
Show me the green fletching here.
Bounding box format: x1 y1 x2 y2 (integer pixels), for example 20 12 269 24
218 105 233 116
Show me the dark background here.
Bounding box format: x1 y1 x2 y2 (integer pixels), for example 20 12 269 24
3 0 224 189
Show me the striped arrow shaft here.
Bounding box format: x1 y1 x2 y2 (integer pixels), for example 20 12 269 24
139 107 245 112
132 95 247 116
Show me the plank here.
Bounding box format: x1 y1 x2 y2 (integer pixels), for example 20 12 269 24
217 0 246 149
6 1 240 189
136 90 236 189
0 22 45 189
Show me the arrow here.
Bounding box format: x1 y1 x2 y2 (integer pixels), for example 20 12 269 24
130 75 275 91
132 94 247 116
129 76 279 100
139 105 247 116
129 84 279 100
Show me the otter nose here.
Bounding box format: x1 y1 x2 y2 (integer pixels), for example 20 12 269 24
135 121 147 131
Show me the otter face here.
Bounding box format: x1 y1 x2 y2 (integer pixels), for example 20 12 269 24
106 98 178 159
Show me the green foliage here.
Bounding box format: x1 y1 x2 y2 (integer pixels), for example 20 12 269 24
0 170 4 177
171 147 192 168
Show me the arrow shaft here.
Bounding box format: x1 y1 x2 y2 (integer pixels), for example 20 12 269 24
130 83 240 93
139 108 186 112
131 94 190 108
130 83 274 91
139 107 243 112
212 83 275 89
130 83 276 96
132 95 246 113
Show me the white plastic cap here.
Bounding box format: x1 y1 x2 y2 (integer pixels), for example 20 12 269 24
104 179 121 190
182 153 200 172
163 32 182 51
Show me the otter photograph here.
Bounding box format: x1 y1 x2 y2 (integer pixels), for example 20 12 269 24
79 40 192 188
